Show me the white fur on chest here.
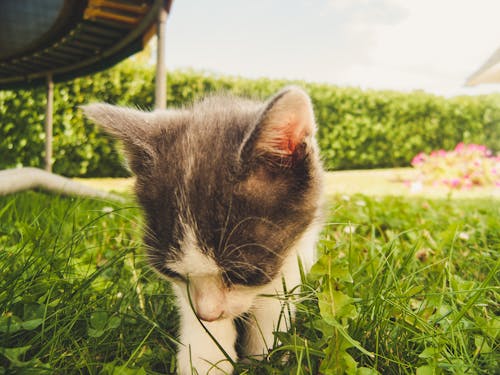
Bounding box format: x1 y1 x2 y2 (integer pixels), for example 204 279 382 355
172 221 321 374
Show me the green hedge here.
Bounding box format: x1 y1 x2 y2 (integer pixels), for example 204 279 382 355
1 60 499 176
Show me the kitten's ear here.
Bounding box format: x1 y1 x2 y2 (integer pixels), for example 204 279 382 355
81 103 157 174
242 86 316 167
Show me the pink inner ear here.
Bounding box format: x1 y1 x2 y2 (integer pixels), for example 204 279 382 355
278 127 304 155
255 87 315 161
269 115 310 156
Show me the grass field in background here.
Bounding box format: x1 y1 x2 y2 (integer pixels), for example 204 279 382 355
0 191 498 374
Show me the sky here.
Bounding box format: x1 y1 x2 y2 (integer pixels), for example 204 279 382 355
163 0 500 97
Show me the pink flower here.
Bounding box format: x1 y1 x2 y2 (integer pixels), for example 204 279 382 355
455 142 465 153
410 143 499 190
466 144 490 156
411 152 427 166
430 150 447 158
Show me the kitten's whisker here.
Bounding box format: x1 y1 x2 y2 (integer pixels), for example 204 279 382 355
222 260 263 273
221 260 275 283
221 216 281 256
217 196 233 254
220 216 259 255
321 221 359 228
234 313 254 324
222 241 285 261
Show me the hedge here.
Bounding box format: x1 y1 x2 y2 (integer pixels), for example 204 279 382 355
1 60 499 176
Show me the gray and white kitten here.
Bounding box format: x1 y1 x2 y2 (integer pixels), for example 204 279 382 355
83 87 323 374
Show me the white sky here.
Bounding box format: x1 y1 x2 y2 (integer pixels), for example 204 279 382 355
163 0 500 96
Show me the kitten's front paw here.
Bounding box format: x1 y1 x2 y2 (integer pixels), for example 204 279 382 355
177 345 235 375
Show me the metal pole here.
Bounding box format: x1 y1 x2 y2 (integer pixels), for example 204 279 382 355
44 73 54 172
155 7 168 110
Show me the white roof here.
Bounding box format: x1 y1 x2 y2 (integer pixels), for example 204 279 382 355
466 46 500 86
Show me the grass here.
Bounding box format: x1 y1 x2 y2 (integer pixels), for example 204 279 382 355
0 191 498 374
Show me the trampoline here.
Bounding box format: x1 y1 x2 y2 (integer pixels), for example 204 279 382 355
0 0 173 172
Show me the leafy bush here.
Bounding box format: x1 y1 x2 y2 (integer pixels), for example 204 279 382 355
411 143 500 189
0 63 157 177
1 61 499 176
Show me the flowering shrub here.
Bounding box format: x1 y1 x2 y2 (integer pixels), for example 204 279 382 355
411 143 500 189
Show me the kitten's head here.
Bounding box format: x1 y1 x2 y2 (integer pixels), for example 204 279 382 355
83 87 323 321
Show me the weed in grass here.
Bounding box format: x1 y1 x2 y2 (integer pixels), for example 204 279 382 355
0 192 498 374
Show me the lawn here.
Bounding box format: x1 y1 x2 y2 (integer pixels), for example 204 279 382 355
0 189 498 374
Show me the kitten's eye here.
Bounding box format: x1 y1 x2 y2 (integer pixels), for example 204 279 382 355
159 265 186 282
223 269 267 287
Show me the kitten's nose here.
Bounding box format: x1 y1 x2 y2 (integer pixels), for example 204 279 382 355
196 309 224 322
191 276 226 322
195 297 225 322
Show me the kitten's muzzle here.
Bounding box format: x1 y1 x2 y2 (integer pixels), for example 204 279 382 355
191 276 227 322
196 310 225 322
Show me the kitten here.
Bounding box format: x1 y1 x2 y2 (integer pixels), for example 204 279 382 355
83 86 323 374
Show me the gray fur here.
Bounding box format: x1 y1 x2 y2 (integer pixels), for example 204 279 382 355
83 86 322 286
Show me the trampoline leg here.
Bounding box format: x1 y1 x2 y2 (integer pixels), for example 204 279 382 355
44 74 54 172
155 7 168 110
